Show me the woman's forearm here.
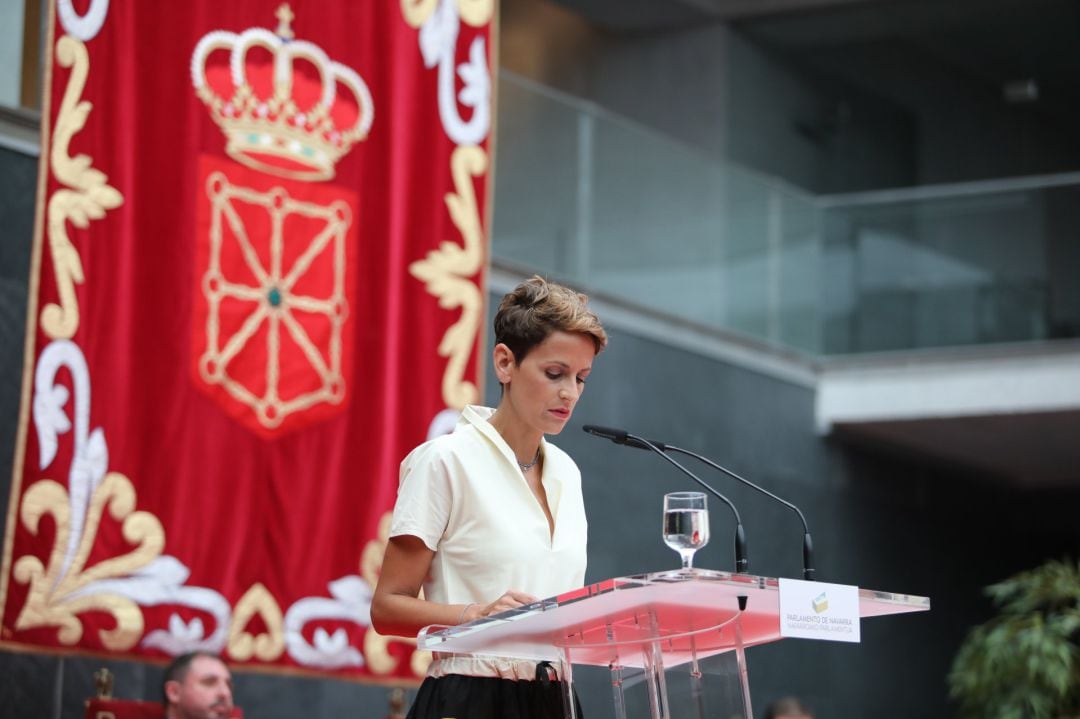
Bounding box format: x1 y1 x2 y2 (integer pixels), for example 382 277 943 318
370 590 474 638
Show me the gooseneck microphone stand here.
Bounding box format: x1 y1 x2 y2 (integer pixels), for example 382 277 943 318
584 426 749 574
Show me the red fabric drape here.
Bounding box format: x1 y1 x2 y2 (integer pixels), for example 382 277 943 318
84 699 243 719
0 0 493 682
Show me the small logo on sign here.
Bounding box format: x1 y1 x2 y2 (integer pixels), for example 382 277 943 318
812 592 829 613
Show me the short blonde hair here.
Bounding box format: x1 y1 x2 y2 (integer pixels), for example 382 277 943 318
494 276 607 362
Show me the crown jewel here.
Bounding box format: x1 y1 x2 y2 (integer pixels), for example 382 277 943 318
191 4 374 181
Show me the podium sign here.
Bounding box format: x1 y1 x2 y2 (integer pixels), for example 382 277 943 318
778 577 862 643
419 570 929 719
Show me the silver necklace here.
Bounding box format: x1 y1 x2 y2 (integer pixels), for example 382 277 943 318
517 447 541 472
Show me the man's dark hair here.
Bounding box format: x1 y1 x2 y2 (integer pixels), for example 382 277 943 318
162 651 223 706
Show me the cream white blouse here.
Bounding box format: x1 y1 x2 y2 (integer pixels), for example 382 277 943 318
389 405 588 678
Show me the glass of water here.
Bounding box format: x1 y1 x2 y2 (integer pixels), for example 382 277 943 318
663 491 710 571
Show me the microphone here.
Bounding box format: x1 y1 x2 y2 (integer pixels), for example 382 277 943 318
583 425 749 574
581 425 669 451
584 424 815 581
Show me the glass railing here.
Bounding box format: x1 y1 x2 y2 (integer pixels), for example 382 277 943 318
493 72 822 354
818 179 1080 354
492 71 1080 356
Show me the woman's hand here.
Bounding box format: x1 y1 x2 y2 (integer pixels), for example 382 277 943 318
465 589 537 623
374 537 541 634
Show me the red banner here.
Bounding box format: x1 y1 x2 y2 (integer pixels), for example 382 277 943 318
0 0 494 682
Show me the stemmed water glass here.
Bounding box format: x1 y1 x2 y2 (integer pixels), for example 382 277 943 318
663 491 710 571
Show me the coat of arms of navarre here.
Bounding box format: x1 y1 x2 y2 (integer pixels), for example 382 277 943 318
189 6 373 438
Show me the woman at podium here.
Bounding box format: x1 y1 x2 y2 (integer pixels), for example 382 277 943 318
372 275 608 719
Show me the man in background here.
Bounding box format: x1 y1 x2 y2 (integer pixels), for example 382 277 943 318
162 651 234 719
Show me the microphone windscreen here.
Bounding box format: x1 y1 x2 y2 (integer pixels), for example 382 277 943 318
582 425 629 443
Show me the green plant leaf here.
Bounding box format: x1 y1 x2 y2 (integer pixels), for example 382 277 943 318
949 558 1080 719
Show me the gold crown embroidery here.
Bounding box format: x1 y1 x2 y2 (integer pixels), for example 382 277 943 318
191 4 374 181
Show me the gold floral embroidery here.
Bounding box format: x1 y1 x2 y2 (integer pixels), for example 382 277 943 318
11 30 151 654
401 0 493 28
14 472 164 650
457 0 494 26
228 582 285 661
400 0 437 27
41 35 123 340
410 146 488 411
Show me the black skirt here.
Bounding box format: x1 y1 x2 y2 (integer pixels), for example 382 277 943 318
406 672 582 719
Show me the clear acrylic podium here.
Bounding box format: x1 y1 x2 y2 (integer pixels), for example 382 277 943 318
418 569 930 719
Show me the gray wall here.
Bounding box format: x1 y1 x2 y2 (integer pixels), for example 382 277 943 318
722 32 917 194
0 145 35 518
506 0 1080 196
501 5 919 195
